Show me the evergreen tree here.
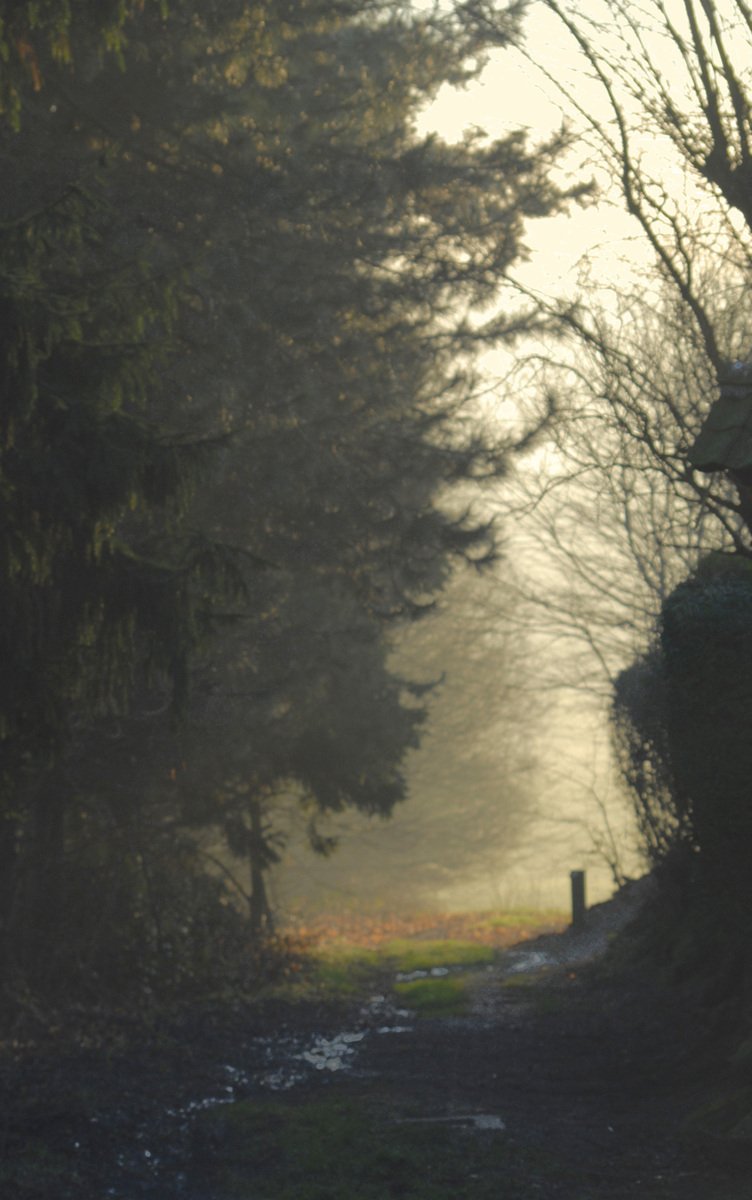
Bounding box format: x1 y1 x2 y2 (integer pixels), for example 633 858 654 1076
0 0 582 994
0 90 236 989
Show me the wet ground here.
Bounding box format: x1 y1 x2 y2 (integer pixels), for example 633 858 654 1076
2 888 750 1198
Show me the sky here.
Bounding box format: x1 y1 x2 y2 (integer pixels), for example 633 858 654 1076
416 8 651 294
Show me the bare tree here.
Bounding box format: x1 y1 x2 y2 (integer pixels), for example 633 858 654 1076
494 0 752 370
504 270 750 695
457 0 752 691
466 0 752 879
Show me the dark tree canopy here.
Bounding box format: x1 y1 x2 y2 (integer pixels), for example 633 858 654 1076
0 0 580 1001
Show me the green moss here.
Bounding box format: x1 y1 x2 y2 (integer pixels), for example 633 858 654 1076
309 938 495 998
194 1090 560 1199
501 971 547 989
393 975 468 1016
487 909 566 930
309 945 383 995
380 938 496 971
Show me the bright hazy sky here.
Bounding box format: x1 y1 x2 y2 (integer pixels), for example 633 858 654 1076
415 4 656 293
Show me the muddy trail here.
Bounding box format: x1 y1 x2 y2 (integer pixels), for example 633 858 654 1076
2 888 749 1198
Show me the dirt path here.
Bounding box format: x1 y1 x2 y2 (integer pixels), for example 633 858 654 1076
354 961 723 1198
189 891 749 1198
3 894 749 1198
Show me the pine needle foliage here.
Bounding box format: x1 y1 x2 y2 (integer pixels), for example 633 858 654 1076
0 0 584 1005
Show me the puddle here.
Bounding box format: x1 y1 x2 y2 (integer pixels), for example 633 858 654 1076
299 1031 366 1072
106 996 418 1191
396 966 450 981
361 993 412 1021
252 1003 413 1091
503 949 555 975
396 1113 506 1132
468 1114 506 1131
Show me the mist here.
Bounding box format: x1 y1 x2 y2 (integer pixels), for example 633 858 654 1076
264 560 637 919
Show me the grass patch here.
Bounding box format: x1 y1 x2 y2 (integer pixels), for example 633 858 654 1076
193 1089 560 1199
0 1141 81 1197
393 976 468 1016
487 909 566 931
308 945 383 996
380 938 495 971
309 938 495 998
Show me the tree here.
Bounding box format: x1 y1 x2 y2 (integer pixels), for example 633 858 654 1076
505 269 751 696
0 1 164 129
1 0 585 999
0 12 242 990
0 182 196 972
457 0 752 886
479 0 752 372
38 0 583 918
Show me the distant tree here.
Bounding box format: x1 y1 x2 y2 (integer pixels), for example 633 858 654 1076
260 566 541 915
505 269 752 699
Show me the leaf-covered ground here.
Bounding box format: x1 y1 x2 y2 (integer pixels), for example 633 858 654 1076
286 906 568 949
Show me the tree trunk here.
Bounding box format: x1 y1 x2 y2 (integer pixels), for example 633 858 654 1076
22 766 68 976
0 807 19 982
248 799 272 934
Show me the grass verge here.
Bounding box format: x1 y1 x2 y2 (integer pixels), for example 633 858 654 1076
310 938 495 998
393 975 468 1016
192 1087 561 1200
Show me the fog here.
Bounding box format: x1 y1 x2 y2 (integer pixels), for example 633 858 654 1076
267 562 640 919
263 36 652 921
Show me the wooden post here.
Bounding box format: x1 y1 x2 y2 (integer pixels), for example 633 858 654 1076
570 870 586 930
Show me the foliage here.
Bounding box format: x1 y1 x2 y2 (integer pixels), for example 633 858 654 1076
611 645 692 869
610 555 752 996
290 907 566 947
0 137 237 989
0 0 580 1006
0 1 164 129
393 974 469 1015
661 568 752 923
1 809 303 1013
